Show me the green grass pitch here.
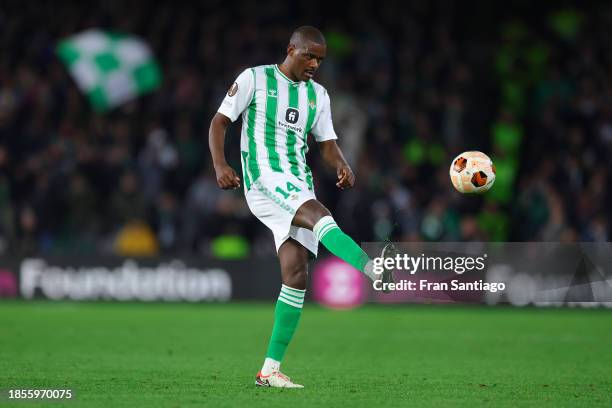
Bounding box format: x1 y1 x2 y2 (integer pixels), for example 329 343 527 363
1 302 611 407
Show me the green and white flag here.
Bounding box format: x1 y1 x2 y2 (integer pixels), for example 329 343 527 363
56 29 161 112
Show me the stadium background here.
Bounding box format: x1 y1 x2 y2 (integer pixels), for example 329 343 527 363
1 1 611 407
1 0 610 257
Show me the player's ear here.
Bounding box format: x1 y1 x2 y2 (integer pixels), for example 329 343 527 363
287 43 295 56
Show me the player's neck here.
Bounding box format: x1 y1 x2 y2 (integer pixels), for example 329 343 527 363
278 62 299 82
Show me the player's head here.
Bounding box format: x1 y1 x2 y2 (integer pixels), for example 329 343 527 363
285 26 326 82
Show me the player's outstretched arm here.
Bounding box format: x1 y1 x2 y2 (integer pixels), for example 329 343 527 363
318 140 355 189
209 112 241 190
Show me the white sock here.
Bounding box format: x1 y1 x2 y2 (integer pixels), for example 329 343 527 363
363 260 377 282
261 357 281 376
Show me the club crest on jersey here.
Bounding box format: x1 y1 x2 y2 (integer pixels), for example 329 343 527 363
309 100 316 110
268 89 277 97
285 108 299 124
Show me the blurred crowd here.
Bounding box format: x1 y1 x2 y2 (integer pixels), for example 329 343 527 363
0 1 610 258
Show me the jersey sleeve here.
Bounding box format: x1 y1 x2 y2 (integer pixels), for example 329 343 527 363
310 89 338 142
217 69 254 122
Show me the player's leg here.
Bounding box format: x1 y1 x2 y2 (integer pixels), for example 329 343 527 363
257 238 308 388
292 199 385 283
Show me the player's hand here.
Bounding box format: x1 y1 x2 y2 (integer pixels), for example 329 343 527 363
336 164 355 189
214 163 241 190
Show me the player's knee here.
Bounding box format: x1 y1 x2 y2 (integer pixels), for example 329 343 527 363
312 206 331 224
294 200 331 230
282 265 308 289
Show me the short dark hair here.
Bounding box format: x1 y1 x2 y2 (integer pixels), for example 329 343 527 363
289 26 326 47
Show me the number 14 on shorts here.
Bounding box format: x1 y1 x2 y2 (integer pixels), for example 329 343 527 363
275 182 301 200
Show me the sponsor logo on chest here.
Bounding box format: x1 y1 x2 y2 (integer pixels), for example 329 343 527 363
278 107 304 133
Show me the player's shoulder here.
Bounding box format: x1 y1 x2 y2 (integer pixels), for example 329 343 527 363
234 65 270 79
248 64 275 75
308 79 330 100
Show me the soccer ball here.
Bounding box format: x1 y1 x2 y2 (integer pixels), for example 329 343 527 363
449 151 496 193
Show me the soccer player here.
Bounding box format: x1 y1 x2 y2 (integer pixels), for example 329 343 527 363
209 26 393 388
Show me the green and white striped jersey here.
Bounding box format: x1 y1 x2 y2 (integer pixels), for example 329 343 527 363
218 64 337 191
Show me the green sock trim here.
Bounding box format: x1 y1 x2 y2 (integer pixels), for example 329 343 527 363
279 285 305 307
278 294 303 308
281 284 306 295
319 226 370 272
279 291 304 303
